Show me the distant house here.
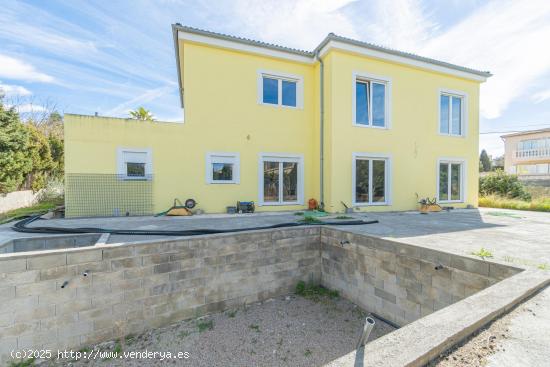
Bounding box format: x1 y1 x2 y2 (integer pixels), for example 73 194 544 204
63 25 491 217
501 128 550 179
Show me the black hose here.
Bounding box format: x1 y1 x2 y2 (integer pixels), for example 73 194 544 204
12 215 378 237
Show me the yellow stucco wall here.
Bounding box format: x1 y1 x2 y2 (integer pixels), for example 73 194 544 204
65 39 481 216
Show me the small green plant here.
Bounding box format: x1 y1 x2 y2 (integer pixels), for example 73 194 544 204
227 309 237 318
537 263 549 270
178 330 190 338
299 216 322 224
197 319 214 332
113 341 123 354
294 212 304 216
249 324 260 332
335 215 353 219
304 349 312 357
295 281 339 301
9 358 35 367
125 334 136 345
78 347 92 353
471 248 493 259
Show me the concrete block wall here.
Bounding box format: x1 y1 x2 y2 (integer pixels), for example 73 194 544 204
0 227 320 362
320 227 521 326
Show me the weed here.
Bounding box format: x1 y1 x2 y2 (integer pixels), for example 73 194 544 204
249 324 260 332
9 359 35 367
299 216 322 224
102 341 122 360
78 347 92 354
113 341 123 354
294 212 304 216
304 349 312 357
178 330 190 339
125 334 136 345
538 263 549 270
335 215 353 219
197 319 214 332
295 281 339 301
227 309 237 318
471 248 493 259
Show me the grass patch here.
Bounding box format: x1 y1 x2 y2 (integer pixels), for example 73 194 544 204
335 215 353 219
9 359 35 367
294 212 304 216
299 216 322 224
295 281 339 301
538 263 549 271
196 319 214 332
471 247 493 259
304 349 312 357
249 324 260 332
178 330 190 338
227 309 237 318
0 197 63 224
479 195 550 212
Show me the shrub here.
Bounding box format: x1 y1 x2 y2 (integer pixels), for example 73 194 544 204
479 169 531 200
479 195 550 212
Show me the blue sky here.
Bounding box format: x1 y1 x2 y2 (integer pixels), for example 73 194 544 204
1 0 550 156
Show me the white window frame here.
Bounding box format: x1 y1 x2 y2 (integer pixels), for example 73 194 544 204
116 148 153 180
352 152 392 206
258 153 304 206
438 89 468 137
257 70 304 109
437 158 466 203
206 152 240 184
352 72 392 129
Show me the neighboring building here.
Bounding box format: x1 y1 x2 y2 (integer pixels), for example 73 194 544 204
501 128 550 179
64 25 491 217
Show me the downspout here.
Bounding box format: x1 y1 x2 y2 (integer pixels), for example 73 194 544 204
315 51 325 208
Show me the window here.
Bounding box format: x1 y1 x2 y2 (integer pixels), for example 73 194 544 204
259 154 303 205
352 154 391 205
206 153 240 184
258 71 303 108
439 90 466 136
438 159 464 202
353 73 390 128
117 148 152 180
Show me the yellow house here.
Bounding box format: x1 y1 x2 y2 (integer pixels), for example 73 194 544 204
64 25 491 217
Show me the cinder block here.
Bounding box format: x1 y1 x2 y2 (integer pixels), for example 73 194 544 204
27 253 67 270
153 262 181 274
67 249 103 265
57 321 93 339
450 256 489 277
374 287 397 303
110 257 140 270
0 270 40 285
0 258 27 273
16 281 57 297
102 246 134 259
0 286 15 301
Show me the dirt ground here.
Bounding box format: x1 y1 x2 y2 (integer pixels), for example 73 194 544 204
430 285 549 367
43 294 395 367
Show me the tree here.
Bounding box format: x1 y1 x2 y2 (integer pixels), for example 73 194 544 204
129 107 154 121
0 100 33 193
24 124 54 191
479 149 492 172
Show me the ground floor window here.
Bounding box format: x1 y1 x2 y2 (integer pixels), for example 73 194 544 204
438 159 464 202
206 153 240 184
352 154 390 205
117 148 152 180
259 154 303 205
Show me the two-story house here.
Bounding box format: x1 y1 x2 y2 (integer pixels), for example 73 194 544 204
501 128 550 179
63 25 491 217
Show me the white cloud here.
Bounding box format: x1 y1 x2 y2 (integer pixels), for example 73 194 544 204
532 89 550 104
420 0 550 119
0 82 31 96
12 103 47 114
0 54 54 83
105 85 175 116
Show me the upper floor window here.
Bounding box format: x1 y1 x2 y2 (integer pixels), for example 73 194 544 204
206 153 240 184
257 71 303 109
439 90 466 136
352 72 391 128
117 148 152 180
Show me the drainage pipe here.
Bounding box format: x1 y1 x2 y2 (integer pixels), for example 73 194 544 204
12 215 378 237
357 316 376 348
315 50 325 209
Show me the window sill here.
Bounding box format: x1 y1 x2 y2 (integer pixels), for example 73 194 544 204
438 200 464 204
352 122 389 129
120 176 151 181
352 202 390 207
259 201 303 206
438 132 466 138
259 102 301 110
207 181 239 184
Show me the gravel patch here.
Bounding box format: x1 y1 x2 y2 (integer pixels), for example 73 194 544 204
47 294 395 367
